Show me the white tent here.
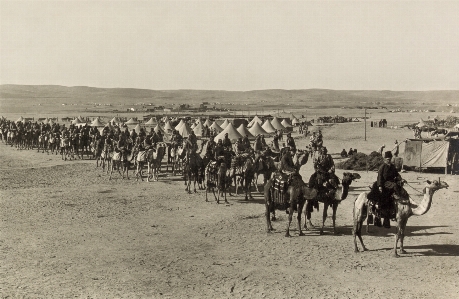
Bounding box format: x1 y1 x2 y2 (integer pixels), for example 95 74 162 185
270 117 286 130
164 121 173 132
90 118 104 127
220 119 231 129
15 116 24 123
190 123 196 129
145 117 156 126
248 122 268 136
291 117 300 125
154 124 165 134
193 122 204 136
261 119 276 133
110 116 121 124
133 124 142 134
213 123 243 143
247 115 263 127
174 119 185 131
236 124 255 140
125 118 138 125
210 121 223 133
178 121 193 138
281 119 293 128
203 119 212 127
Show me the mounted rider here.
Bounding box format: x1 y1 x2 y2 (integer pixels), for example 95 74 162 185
233 137 246 155
222 133 232 149
369 151 406 228
285 132 296 152
308 146 338 197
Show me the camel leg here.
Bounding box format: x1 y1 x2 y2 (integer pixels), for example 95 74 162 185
285 192 296 237
265 201 274 232
297 201 305 236
396 217 408 256
320 203 329 235
304 201 314 230
332 203 338 234
147 163 152 182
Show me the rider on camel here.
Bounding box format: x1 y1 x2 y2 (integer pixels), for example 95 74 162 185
233 137 246 155
308 146 338 197
375 151 405 228
286 132 296 152
222 133 232 149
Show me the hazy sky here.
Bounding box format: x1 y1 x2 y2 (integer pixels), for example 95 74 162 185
1 1 458 91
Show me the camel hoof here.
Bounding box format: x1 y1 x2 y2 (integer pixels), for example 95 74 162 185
400 249 407 254
299 232 305 236
319 230 324 235
285 233 291 238
271 216 276 221
393 253 400 258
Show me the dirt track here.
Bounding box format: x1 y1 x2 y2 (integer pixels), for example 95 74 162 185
1 126 458 298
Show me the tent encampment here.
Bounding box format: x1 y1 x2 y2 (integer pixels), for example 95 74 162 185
90 118 104 127
125 118 138 125
247 116 263 127
174 119 185 131
281 119 293 128
270 117 286 130
178 121 193 138
261 119 276 133
203 119 212 127
164 121 173 132
145 117 156 126
219 119 231 129
213 123 243 143
154 124 165 134
210 121 223 133
291 117 300 126
193 122 204 136
248 122 268 136
236 124 255 140
404 137 459 173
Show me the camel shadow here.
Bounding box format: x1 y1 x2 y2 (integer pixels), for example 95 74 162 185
364 225 451 237
375 244 459 256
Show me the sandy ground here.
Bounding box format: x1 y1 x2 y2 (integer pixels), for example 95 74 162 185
1 122 458 299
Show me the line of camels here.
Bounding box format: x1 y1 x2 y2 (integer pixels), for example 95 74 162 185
263 152 449 257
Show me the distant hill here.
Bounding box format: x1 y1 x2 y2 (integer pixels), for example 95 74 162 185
1 85 457 110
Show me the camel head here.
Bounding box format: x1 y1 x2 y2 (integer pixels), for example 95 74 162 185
342 172 361 186
339 172 361 201
423 180 449 194
294 150 309 167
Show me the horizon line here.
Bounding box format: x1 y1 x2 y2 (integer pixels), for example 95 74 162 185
1 84 458 93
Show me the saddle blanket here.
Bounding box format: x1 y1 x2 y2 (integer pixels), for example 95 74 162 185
137 151 147 162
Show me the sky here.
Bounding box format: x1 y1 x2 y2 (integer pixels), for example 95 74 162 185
1 1 458 91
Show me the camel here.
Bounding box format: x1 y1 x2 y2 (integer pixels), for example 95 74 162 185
304 172 361 235
109 150 131 180
183 141 206 193
264 150 310 237
353 179 449 257
205 161 231 204
254 155 277 192
147 143 167 182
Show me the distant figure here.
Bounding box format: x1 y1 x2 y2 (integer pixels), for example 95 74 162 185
341 149 348 158
353 148 358 155
348 148 354 156
378 144 386 156
393 140 400 157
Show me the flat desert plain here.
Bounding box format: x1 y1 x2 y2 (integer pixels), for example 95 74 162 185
1 116 458 299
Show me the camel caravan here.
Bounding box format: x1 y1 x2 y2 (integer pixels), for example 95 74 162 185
1 115 452 256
